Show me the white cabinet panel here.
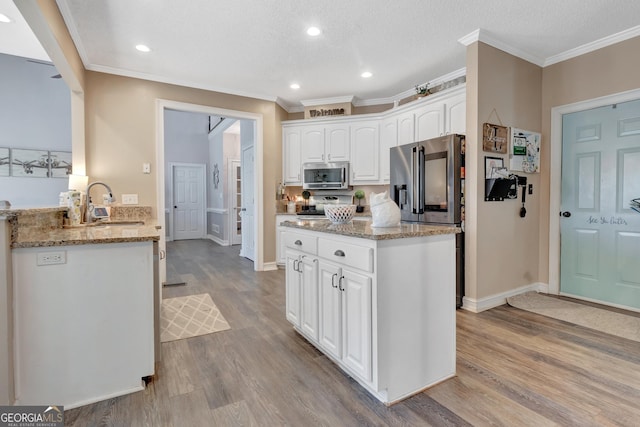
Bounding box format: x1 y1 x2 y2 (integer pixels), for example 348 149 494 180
445 92 466 135
301 124 350 163
342 268 372 382
380 117 398 183
350 121 379 183
301 126 325 163
326 125 350 162
285 248 302 327
397 111 415 146
300 256 319 340
415 103 445 141
283 127 302 184
318 261 342 360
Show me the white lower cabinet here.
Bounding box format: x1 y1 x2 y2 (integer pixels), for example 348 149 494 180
283 226 457 404
318 260 372 382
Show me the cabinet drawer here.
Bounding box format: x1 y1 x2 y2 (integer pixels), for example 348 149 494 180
284 231 317 255
318 238 373 272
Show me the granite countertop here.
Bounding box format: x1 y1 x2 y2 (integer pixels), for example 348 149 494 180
0 206 67 217
276 212 372 217
12 219 161 248
280 219 460 240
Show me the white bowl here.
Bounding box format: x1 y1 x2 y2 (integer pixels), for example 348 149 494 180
324 204 356 224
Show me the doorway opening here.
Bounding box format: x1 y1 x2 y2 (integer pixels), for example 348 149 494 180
156 100 265 285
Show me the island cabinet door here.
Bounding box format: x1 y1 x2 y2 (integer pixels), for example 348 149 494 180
299 256 319 341
342 269 373 383
285 249 302 327
318 261 342 360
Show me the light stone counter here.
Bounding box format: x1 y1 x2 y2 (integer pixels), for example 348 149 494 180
1 206 160 248
280 218 459 240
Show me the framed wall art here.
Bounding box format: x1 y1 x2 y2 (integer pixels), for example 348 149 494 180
49 151 72 178
0 147 9 177
482 123 508 154
10 149 50 177
510 128 541 173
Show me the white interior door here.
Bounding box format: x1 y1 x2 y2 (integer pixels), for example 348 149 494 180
172 164 205 240
560 99 640 309
229 160 242 245
240 146 255 260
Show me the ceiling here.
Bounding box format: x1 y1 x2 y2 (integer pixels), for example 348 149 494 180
3 1 640 112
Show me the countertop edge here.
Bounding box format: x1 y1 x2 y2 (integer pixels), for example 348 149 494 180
280 219 460 240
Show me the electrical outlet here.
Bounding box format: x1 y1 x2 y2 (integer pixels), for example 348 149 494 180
37 251 66 266
122 194 139 205
142 163 151 174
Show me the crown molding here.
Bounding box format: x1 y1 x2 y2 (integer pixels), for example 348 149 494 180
458 28 545 66
543 24 640 67
300 96 355 107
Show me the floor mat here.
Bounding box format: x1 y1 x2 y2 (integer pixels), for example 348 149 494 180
507 292 640 343
161 293 230 342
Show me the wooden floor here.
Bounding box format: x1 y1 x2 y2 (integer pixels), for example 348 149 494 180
65 239 640 426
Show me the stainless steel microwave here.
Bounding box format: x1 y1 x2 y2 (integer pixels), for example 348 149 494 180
302 162 350 190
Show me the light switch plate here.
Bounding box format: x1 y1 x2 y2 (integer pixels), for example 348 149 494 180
143 163 151 174
122 194 139 205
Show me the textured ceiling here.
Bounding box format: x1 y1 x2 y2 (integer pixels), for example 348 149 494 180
3 1 640 112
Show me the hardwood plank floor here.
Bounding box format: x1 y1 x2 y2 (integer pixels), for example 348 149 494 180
65 239 640 426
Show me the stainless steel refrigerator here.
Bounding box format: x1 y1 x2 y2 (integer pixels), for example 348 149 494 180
390 134 465 307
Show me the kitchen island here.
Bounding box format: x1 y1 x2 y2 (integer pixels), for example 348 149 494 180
1 206 160 409
280 218 459 405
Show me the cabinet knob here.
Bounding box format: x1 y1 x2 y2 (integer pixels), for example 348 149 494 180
294 240 302 246
334 249 345 257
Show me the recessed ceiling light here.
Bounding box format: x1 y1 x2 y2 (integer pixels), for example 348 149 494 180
135 44 151 52
0 13 12 23
306 27 321 37
361 71 373 78
290 83 300 90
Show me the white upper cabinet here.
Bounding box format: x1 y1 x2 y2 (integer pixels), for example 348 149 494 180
301 124 350 163
379 117 398 183
396 111 415 147
283 127 302 184
350 121 380 184
282 85 466 186
325 125 350 162
415 102 445 141
445 92 466 135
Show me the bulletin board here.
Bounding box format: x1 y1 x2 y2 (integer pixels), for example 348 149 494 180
509 128 541 173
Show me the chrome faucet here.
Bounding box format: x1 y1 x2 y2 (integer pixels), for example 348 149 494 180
85 181 114 223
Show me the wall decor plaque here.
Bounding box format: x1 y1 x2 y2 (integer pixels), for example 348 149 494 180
482 123 508 154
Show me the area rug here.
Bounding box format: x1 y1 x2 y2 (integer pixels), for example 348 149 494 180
507 292 640 343
161 293 230 342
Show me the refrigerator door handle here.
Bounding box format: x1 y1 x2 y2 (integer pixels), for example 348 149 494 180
412 147 419 214
413 146 425 214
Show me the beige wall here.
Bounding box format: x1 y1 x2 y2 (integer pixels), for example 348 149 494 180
84 71 282 262
538 36 640 283
466 42 542 302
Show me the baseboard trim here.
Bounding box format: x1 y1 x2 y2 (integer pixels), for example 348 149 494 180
462 282 548 313
206 234 229 246
262 262 278 271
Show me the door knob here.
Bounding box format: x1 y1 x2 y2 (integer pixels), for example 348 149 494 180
560 211 572 217
174 206 177 209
